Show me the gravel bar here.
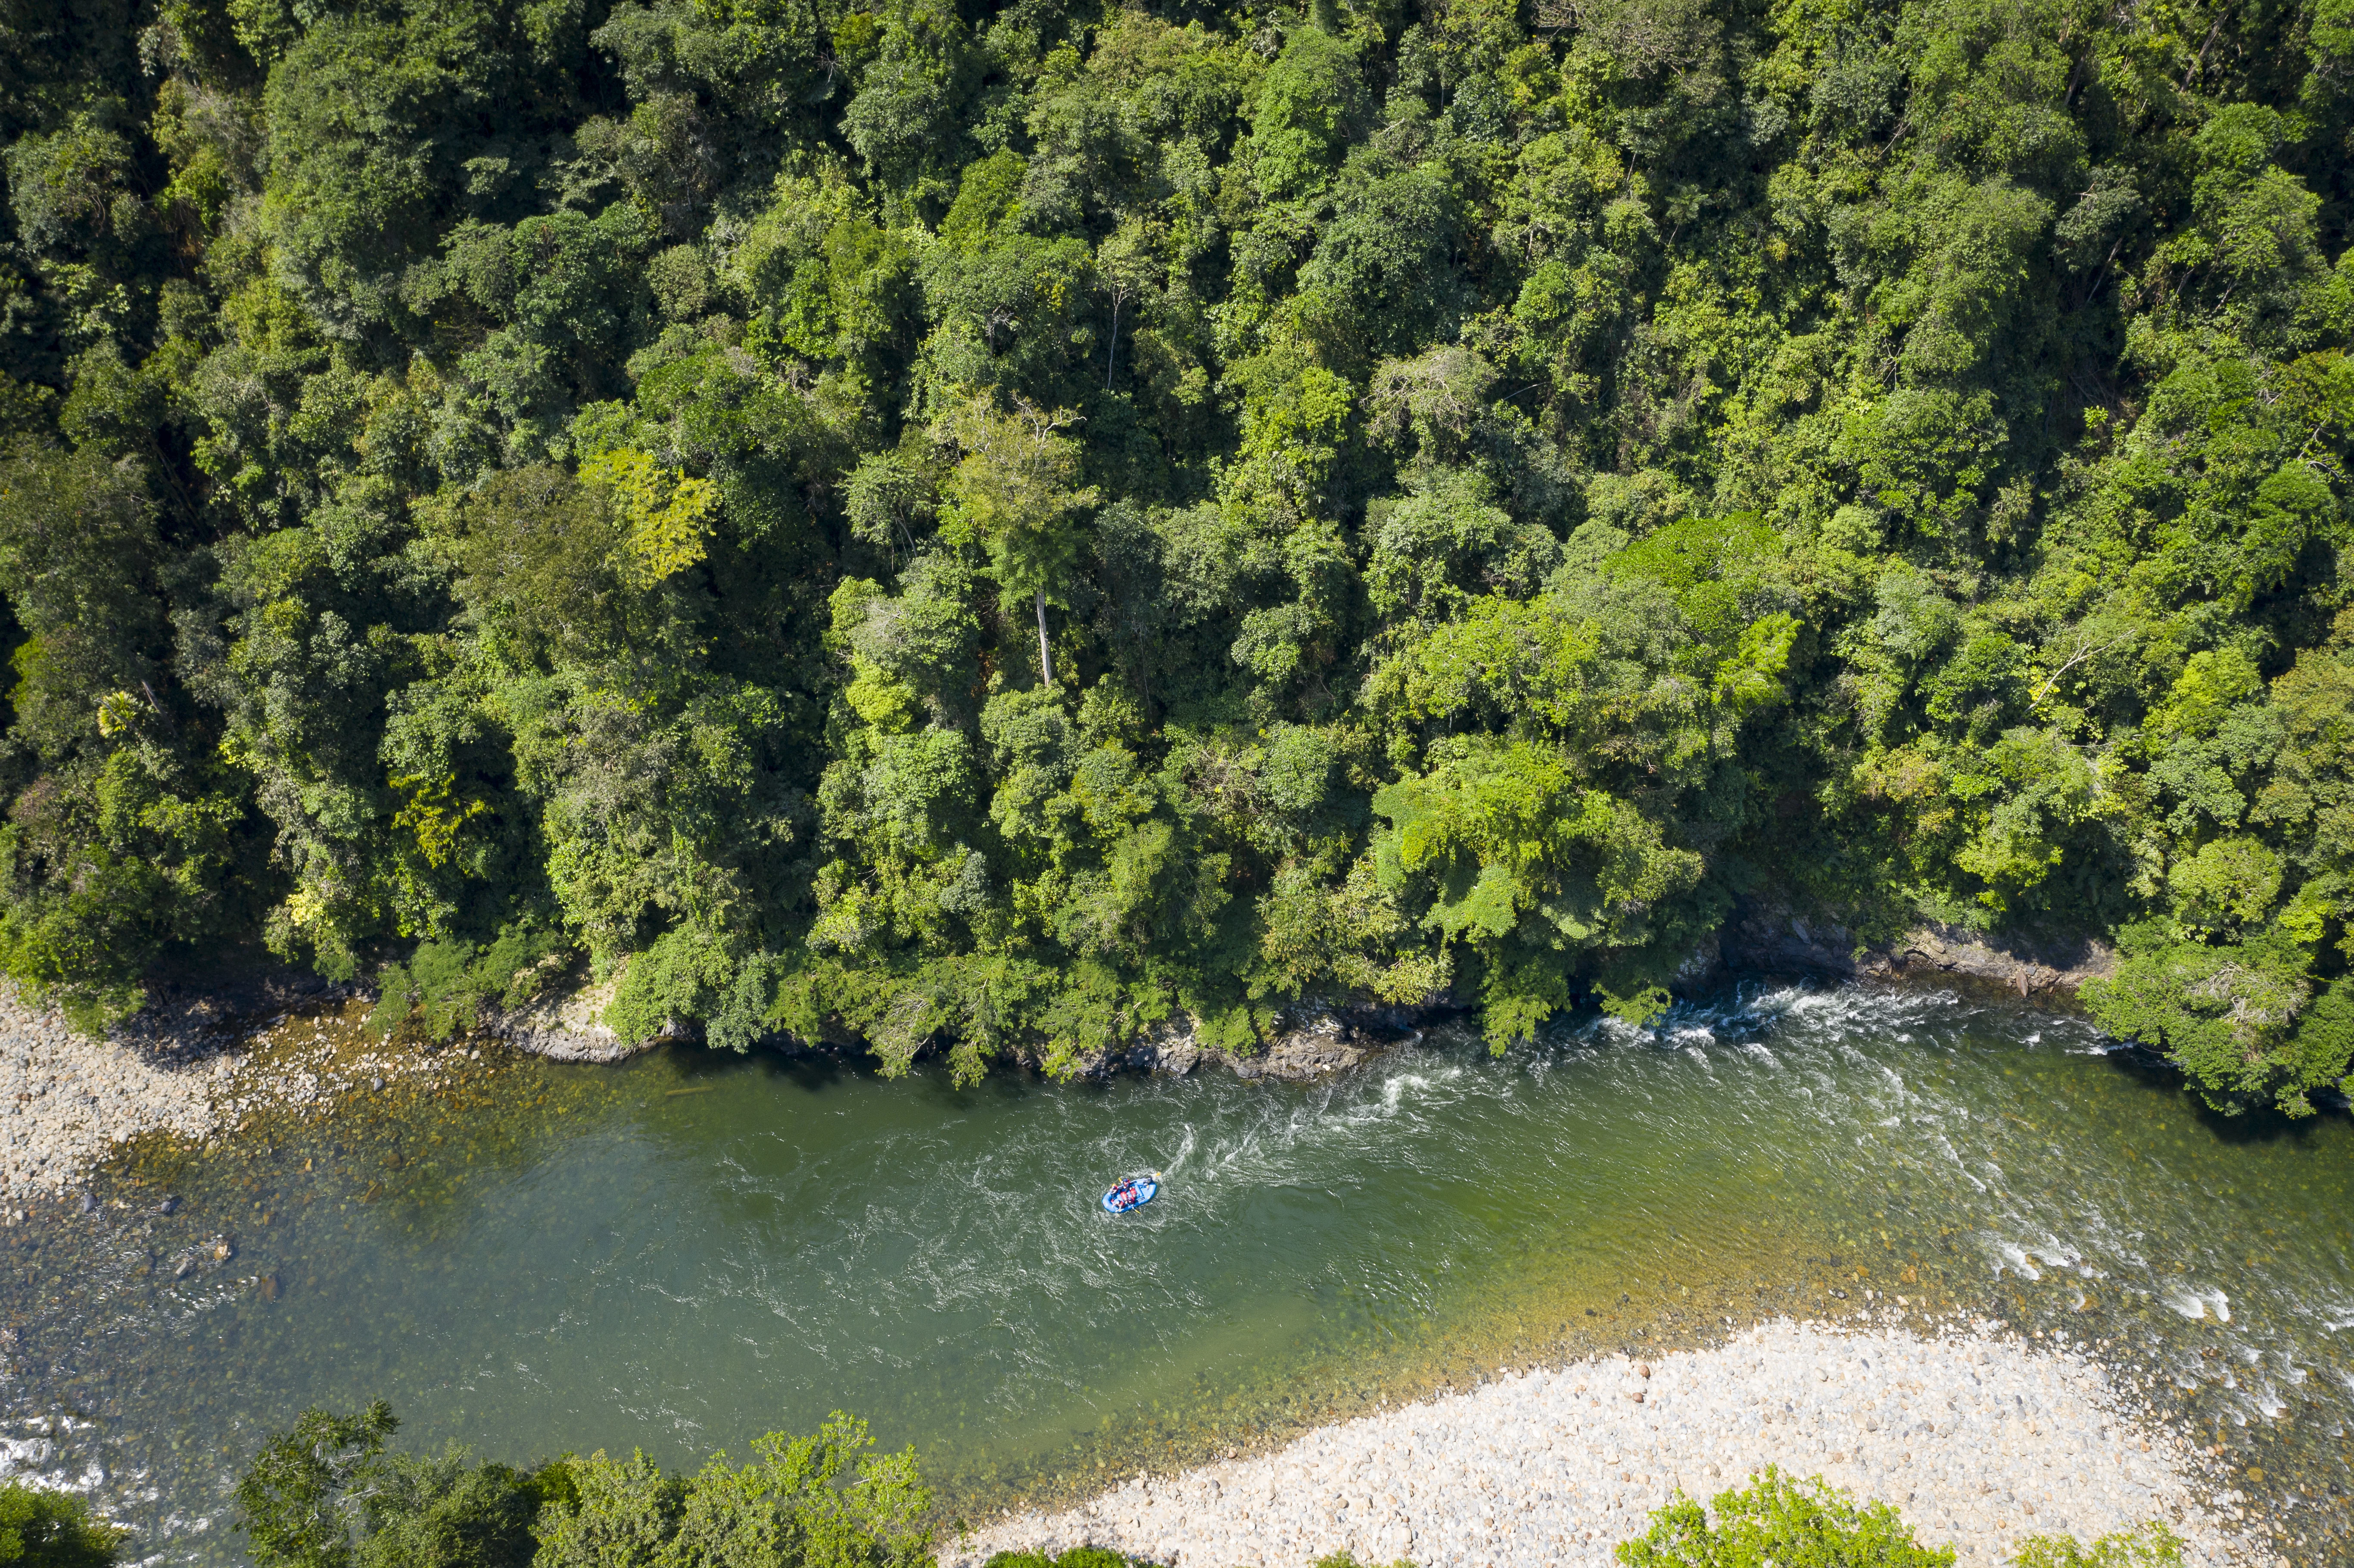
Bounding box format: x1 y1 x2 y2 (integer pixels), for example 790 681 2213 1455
0 981 472 1195
948 1318 2269 1568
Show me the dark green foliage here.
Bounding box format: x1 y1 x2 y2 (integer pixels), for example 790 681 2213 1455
0 0 2350 1109
987 1548 1152 1568
0 440 260 1027
0 1483 123 1568
350 1452 545 1568
1614 1468 1953 1567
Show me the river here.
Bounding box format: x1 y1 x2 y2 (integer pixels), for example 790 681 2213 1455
0 983 2346 1562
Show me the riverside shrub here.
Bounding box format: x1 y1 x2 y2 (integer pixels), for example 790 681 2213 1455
1614 1468 1954 1566
1616 1473 2189 1568
235 1406 926 1568
985 1550 1153 1568
0 1484 122 1568
2011 1523 2187 1568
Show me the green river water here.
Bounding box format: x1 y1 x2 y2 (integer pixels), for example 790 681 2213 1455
0 983 2349 1562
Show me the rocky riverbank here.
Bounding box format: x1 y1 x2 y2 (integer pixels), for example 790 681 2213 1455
947 1316 2269 1568
1708 904 2118 1005
0 964 1423 1193
0 981 482 1195
0 911 2127 1194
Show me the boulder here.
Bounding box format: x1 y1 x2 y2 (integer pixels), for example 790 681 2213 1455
486 967 684 1063
1227 1013 1372 1080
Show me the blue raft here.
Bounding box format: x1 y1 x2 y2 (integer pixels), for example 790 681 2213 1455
1102 1171 1162 1214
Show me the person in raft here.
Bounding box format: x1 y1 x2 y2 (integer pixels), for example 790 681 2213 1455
1108 1178 1140 1209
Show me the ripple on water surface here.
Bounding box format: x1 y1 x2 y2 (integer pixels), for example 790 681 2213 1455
0 983 2348 1564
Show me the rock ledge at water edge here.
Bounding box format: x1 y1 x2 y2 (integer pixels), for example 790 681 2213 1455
947 1318 2270 1568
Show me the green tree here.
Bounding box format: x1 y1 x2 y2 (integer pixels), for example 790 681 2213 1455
0 1484 123 1568
939 392 1099 688
1615 1468 1952 1566
235 1402 400 1568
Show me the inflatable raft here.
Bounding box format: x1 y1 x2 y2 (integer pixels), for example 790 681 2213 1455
1102 1172 1161 1214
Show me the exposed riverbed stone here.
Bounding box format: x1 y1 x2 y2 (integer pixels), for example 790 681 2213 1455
1227 1014 1374 1081
0 980 483 1192
946 1317 2267 1568
1026 1006 1427 1082
486 969 671 1063
1713 901 2115 1004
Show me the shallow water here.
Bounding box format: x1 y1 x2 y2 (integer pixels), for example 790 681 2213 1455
2 984 2349 1562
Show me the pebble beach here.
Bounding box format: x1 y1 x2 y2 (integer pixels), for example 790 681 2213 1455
948 1318 2269 1568
0 981 466 1196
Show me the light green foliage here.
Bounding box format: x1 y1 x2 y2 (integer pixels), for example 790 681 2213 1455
582 448 723 589
1615 1468 1952 1567
525 1451 684 1568
534 1413 930 1568
0 0 2348 1108
366 920 571 1043
2080 927 2348 1116
2009 1522 2186 1568
937 392 1100 654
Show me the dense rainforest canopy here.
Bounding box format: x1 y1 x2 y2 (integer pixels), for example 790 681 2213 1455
0 0 2350 1109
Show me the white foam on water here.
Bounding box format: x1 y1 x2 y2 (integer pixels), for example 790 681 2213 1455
0 1433 57 1469
2164 1286 2232 1323
2029 1240 2084 1271
1373 1070 1452 1118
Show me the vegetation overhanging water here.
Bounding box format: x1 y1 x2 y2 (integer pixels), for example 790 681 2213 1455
0 984 2346 1564
3 0 2351 1136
